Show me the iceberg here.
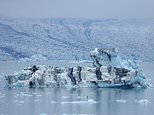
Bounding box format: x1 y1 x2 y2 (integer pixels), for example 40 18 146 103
4 48 149 88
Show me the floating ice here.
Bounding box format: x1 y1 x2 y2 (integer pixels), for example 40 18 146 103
40 113 47 115
76 96 87 99
33 92 39 95
61 99 97 104
61 96 70 99
4 48 149 88
61 95 87 99
116 99 127 103
23 94 33 97
50 101 58 104
18 100 25 104
34 99 40 102
87 99 98 103
36 94 42 97
135 99 151 104
62 113 96 115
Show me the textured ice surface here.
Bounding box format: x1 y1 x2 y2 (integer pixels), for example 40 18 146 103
0 18 154 62
3 54 149 88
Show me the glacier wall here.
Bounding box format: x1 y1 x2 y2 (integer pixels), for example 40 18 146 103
0 18 154 62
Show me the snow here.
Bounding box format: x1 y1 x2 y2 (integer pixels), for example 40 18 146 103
20 54 48 62
0 18 154 62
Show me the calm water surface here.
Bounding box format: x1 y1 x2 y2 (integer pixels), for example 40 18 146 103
0 61 153 115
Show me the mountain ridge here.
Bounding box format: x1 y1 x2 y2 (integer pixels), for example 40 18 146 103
0 18 154 62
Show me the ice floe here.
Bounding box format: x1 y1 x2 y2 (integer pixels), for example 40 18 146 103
116 99 127 103
61 99 98 104
135 99 151 104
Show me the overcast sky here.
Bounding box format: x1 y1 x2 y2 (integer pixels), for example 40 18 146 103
0 0 154 19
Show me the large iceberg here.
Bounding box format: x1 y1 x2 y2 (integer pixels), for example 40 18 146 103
90 48 139 69
5 48 149 88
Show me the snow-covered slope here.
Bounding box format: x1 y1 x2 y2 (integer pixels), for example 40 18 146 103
0 18 154 61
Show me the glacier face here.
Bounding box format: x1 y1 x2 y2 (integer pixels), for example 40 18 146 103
0 18 154 62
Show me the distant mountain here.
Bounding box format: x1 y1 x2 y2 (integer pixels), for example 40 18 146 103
0 18 154 62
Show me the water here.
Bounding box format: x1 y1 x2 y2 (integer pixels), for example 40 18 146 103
0 61 154 115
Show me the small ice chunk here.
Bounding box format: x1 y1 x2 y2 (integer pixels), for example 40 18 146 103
36 94 42 97
116 99 127 103
34 100 40 102
40 113 47 115
33 92 38 95
50 101 57 104
76 96 86 99
87 99 98 103
19 101 25 104
24 94 33 97
61 101 76 104
61 99 97 104
62 113 96 115
135 99 151 104
61 96 70 99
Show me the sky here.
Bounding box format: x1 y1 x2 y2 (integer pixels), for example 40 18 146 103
0 0 154 19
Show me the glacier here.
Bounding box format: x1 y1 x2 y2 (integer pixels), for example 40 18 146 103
0 18 154 62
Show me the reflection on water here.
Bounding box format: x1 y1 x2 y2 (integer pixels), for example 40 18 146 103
0 86 154 115
0 62 154 115
0 61 154 115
